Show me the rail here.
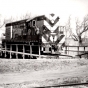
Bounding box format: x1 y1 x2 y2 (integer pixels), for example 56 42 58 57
32 82 88 88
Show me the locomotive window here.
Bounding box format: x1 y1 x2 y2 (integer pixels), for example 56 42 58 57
32 20 36 27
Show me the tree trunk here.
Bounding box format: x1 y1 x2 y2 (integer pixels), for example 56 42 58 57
78 35 82 45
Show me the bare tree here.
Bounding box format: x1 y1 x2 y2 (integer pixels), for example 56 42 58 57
0 15 8 41
0 16 7 29
66 15 88 45
20 12 31 20
65 15 72 38
5 16 14 23
5 12 32 24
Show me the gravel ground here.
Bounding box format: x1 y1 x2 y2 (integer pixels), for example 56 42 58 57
0 58 88 88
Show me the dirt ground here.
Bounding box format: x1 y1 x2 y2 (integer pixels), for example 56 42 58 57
0 59 88 88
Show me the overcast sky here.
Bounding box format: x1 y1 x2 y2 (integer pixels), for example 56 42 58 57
0 0 87 19
0 0 88 34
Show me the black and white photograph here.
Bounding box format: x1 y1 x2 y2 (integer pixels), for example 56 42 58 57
0 0 88 87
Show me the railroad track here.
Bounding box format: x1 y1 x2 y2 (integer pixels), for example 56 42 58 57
32 82 88 88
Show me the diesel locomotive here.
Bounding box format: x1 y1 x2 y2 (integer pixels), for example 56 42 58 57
1 13 65 59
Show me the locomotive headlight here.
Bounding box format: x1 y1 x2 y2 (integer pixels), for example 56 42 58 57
51 20 54 23
50 35 57 42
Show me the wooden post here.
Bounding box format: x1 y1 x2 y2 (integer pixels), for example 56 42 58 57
30 45 32 54
65 46 67 54
30 45 32 58
78 46 79 55
67 46 69 55
84 46 85 53
39 45 41 59
5 43 7 58
16 45 18 59
84 46 85 58
23 45 25 59
10 45 12 59
1 44 2 56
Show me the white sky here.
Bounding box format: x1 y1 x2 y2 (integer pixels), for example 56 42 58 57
0 0 88 35
0 0 87 19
